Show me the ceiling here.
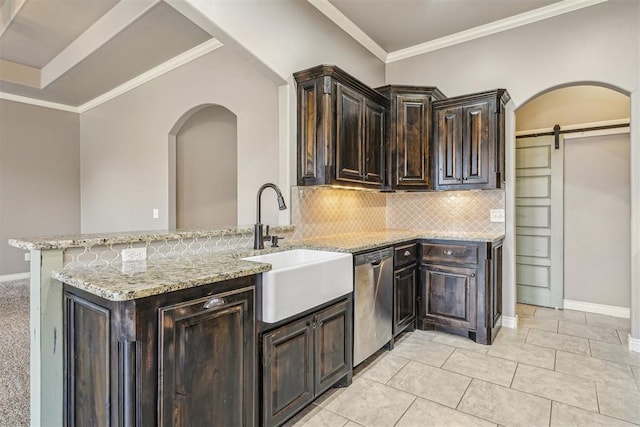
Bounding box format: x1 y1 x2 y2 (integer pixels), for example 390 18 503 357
327 0 560 52
0 0 603 111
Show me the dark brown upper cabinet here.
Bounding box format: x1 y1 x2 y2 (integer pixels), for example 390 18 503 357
377 86 446 190
432 90 510 190
294 65 388 188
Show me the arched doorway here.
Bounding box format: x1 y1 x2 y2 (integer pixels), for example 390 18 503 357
168 105 238 229
514 84 631 315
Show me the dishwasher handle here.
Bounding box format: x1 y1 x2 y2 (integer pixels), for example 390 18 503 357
354 247 394 266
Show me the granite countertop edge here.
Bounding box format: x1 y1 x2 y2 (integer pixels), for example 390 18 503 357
52 230 505 302
9 225 295 251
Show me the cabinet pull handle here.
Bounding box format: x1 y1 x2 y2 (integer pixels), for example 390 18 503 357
203 297 225 309
404 250 411 257
443 250 453 256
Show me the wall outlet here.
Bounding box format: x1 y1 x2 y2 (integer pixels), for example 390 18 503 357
24 253 31 262
121 247 147 262
490 209 505 223
152 208 159 219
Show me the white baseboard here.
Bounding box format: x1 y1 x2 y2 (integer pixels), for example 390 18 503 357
629 335 640 353
502 315 518 329
563 299 629 319
0 272 30 282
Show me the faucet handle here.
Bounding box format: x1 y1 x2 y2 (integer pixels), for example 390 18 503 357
270 235 284 248
264 225 270 238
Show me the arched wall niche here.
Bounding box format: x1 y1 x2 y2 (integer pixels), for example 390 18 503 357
168 104 238 229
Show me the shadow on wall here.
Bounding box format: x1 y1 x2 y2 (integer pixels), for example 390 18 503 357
168 104 238 229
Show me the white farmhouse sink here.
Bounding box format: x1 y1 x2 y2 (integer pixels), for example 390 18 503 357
243 249 353 323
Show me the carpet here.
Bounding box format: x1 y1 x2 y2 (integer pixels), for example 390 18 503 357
0 279 29 426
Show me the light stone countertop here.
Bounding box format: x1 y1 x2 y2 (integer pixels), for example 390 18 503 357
51 252 272 301
51 229 504 302
294 229 505 253
9 225 295 250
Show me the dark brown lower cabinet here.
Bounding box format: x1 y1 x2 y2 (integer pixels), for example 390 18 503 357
393 264 417 336
262 299 352 427
418 239 503 345
158 288 255 427
63 276 256 427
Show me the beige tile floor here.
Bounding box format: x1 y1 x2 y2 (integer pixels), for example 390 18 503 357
288 304 640 427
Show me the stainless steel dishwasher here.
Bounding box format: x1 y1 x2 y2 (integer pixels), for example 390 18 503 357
353 247 394 366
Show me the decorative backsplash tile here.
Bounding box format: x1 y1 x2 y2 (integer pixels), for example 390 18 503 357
386 190 505 233
290 186 387 240
63 229 294 268
291 186 505 239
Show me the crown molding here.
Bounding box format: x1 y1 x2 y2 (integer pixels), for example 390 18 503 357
41 0 161 89
77 38 223 113
306 0 387 63
0 0 26 39
0 38 223 114
386 0 608 63
0 92 78 113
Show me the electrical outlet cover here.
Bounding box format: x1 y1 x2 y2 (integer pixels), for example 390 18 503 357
121 247 147 262
490 209 505 223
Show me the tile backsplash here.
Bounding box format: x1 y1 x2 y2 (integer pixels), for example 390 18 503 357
291 186 505 239
290 186 386 240
387 190 505 233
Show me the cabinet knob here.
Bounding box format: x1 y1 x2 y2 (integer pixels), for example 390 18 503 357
443 250 453 256
471 273 476 277
404 250 411 257
203 297 225 309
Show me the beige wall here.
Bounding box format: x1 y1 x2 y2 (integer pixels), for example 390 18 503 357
516 86 630 131
176 105 237 229
564 133 630 307
80 47 281 233
0 100 80 275
385 1 638 105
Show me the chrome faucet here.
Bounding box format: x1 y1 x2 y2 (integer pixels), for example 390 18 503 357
254 183 287 249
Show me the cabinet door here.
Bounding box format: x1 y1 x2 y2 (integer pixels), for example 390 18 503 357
363 100 385 184
336 83 364 182
158 287 255 427
394 265 417 336
395 96 430 187
421 264 477 329
435 106 463 187
462 101 491 186
314 300 352 396
64 294 112 427
263 316 314 427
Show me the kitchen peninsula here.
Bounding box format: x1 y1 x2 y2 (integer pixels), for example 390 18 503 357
10 223 503 426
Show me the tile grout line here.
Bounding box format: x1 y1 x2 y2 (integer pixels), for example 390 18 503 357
391 396 417 427
509 362 519 388
454 377 474 410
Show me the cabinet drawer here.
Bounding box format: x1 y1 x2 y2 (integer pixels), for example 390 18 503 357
421 243 478 265
394 243 417 268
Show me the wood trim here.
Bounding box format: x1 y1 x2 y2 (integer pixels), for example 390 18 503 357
305 0 388 62
0 272 30 282
77 38 223 113
563 299 630 319
0 92 78 113
501 315 518 329
0 0 26 38
40 0 162 88
385 0 608 63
